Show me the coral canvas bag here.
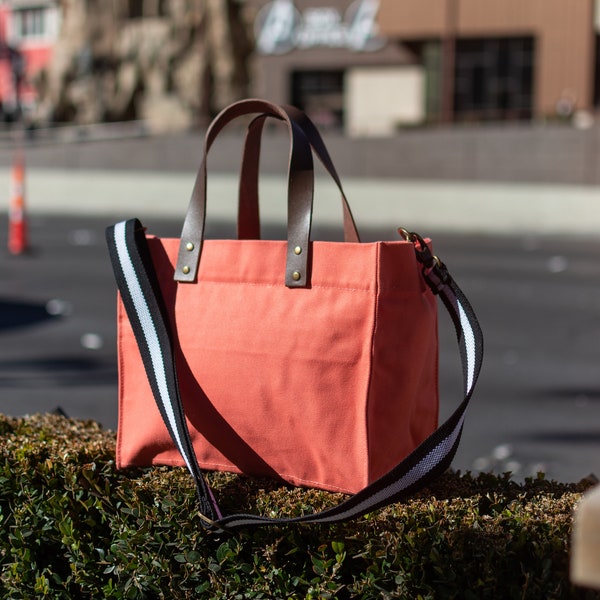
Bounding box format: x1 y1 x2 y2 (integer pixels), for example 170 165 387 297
106 99 483 531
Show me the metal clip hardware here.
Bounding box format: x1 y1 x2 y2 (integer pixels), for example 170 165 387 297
398 227 450 295
198 511 225 534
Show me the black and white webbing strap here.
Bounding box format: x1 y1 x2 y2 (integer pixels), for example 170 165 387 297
106 218 483 532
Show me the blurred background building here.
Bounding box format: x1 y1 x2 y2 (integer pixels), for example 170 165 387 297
0 0 598 137
0 0 59 121
252 0 598 136
377 0 596 126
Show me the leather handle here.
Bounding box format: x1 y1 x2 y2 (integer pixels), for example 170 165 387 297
175 99 314 288
238 108 361 244
237 114 264 240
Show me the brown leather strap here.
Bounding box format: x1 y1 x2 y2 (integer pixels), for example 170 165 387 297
175 99 314 288
238 114 264 240
238 108 361 243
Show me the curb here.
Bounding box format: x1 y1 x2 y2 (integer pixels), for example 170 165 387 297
0 167 598 236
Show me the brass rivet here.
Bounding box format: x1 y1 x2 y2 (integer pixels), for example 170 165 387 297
294 246 302 255
186 242 194 251
182 265 190 275
292 271 301 281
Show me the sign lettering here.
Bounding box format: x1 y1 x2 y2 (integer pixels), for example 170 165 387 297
255 0 386 55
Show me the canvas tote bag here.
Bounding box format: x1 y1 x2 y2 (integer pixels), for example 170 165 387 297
106 99 483 531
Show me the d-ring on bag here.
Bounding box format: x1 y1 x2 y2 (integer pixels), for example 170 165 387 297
106 99 483 531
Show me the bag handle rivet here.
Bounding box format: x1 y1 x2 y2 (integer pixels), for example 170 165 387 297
182 266 190 275
294 246 302 255
292 271 301 281
186 242 194 251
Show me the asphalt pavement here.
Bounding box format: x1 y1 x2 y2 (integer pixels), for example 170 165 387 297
1 156 600 485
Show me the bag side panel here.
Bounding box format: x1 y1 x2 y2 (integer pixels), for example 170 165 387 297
367 241 439 483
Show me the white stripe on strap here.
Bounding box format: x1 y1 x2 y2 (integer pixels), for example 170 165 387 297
113 221 195 477
458 297 476 393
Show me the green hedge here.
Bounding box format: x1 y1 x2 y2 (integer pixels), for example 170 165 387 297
0 414 597 599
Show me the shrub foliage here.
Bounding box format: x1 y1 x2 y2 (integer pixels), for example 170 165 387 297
0 414 597 599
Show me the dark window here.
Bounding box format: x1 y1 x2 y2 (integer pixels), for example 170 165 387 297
291 70 344 129
15 7 47 39
594 34 600 107
454 37 534 121
127 0 143 19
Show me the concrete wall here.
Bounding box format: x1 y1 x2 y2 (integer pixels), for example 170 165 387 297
4 120 600 186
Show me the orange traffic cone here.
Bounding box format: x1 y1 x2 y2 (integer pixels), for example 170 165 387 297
8 154 27 255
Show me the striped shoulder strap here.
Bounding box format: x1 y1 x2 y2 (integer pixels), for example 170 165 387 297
106 219 483 532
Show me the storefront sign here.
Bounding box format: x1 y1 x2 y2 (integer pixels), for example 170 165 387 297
255 0 386 55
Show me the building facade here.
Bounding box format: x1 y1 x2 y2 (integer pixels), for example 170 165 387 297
250 0 600 135
248 0 421 136
0 0 596 133
0 0 59 120
377 0 597 124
